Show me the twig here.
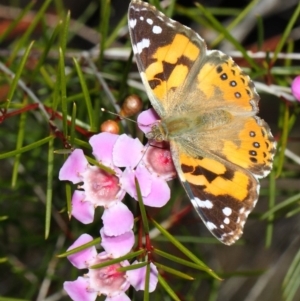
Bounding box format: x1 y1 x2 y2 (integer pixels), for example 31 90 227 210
254 82 295 102
285 148 300 166
0 4 100 44
0 61 51 120
36 235 66 301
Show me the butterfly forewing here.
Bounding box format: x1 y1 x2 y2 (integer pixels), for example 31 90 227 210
128 1 207 117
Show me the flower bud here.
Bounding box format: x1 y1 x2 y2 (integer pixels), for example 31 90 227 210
120 94 143 117
100 119 119 134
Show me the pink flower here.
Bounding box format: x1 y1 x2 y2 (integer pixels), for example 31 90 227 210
59 133 136 233
114 128 175 207
64 234 158 301
59 131 174 223
59 146 126 224
291 76 300 101
137 109 176 180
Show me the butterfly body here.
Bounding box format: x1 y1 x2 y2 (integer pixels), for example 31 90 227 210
128 0 276 245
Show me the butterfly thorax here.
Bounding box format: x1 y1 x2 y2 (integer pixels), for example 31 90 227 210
146 109 233 142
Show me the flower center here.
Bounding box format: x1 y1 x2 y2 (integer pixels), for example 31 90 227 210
88 257 128 296
83 166 121 206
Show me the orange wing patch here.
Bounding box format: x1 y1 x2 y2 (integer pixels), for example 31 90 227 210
221 117 276 177
197 54 259 112
144 33 200 101
178 151 259 245
179 153 251 202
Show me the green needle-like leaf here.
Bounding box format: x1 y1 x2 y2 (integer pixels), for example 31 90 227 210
0 136 53 159
135 177 150 235
90 250 144 269
155 262 194 280
6 41 34 109
58 238 101 258
158 273 181 301
151 218 220 280
45 137 54 239
73 58 96 132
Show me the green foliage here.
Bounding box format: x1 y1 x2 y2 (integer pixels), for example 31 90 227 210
0 1 300 301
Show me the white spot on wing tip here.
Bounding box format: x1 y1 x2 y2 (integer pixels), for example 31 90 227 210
224 217 230 224
135 38 150 54
146 18 153 25
222 207 232 216
153 25 162 34
129 19 137 29
132 45 137 54
206 221 217 230
193 198 213 209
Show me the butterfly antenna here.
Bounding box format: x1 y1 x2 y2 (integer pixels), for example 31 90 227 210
101 108 137 124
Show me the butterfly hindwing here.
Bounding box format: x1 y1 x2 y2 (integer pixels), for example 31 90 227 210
173 147 258 245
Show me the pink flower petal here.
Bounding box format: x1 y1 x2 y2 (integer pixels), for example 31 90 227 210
90 133 119 166
72 190 95 224
119 168 136 198
102 203 134 236
59 149 88 184
143 176 170 207
113 134 144 168
67 234 97 269
100 228 135 257
291 76 300 101
126 262 158 292
137 109 159 134
64 277 97 301
120 166 152 200
105 293 131 301
134 165 153 197
143 142 177 181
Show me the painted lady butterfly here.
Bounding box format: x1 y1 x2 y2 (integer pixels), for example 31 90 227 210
128 0 276 245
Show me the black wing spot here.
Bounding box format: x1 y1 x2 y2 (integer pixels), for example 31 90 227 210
181 164 194 173
220 73 228 80
216 66 223 73
195 166 218 183
235 92 241 98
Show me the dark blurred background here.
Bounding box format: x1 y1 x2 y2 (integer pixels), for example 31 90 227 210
0 1 300 301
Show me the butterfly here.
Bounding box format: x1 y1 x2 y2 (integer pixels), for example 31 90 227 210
128 0 276 245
